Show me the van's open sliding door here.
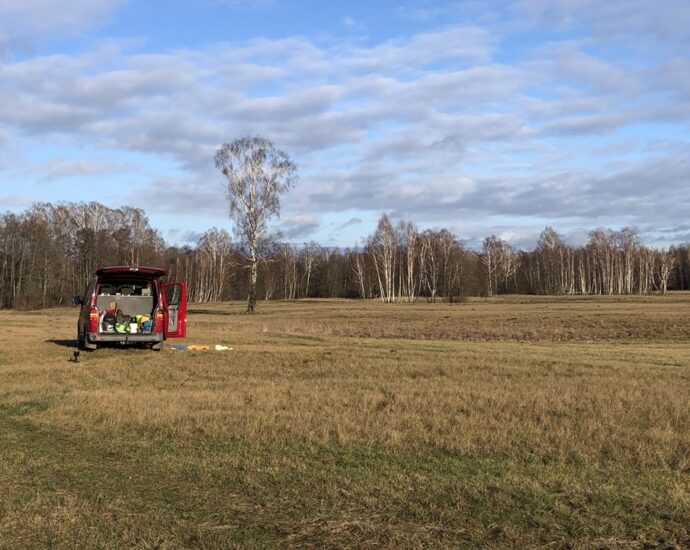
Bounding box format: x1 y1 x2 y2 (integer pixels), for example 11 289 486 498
162 281 187 338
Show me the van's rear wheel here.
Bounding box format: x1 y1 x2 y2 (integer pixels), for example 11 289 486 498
150 342 163 352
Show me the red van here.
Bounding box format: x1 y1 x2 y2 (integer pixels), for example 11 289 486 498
75 266 187 350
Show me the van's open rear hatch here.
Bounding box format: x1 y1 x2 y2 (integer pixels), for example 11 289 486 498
96 266 167 281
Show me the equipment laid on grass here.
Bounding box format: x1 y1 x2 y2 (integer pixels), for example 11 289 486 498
169 344 234 351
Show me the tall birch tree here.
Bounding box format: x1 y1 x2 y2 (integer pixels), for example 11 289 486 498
214 137 297 313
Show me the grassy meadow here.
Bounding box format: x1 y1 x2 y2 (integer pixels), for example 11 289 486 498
1 295 689 548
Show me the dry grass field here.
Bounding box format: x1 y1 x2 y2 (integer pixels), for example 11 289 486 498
1 295 689 548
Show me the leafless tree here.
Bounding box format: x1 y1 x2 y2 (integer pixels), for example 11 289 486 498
300 241 322 297
498 241 521 293
352 246 368 299
279 243 298 299
368 214 398 303
618 227 639 294
191 228 233 302
397 222 419 302
656 249 676 295
215 136 297 313
419 230 442 302
482 235 502 297
5 200 690 310
536 227 566 294
261 242 280 300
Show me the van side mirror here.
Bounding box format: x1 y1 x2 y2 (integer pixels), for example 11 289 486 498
72 295 83 305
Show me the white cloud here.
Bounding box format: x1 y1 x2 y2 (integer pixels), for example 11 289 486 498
278 214 321 240
0 0 125 49
38 159 134 182
344 26 492 72
0 194 30 208
339 217 362 229
511 0 690 42
341 16 359 29
0 11 688 244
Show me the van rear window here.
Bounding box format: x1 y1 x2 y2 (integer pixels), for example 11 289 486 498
98 283 153 296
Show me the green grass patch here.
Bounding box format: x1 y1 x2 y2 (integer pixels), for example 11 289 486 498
2 411 688 548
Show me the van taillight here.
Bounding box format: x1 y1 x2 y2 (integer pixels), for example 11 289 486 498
88 308 99 332
154 308 164 333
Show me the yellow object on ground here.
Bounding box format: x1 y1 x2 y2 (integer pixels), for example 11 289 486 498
187 345 210 351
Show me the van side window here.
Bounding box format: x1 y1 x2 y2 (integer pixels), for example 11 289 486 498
166 284 181 305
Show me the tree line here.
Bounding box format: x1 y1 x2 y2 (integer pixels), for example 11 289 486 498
1 202 688 309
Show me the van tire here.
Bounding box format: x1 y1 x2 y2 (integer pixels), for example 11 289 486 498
79 333 97 351
151 342 163 352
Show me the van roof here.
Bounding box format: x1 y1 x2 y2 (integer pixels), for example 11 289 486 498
95 266 167 278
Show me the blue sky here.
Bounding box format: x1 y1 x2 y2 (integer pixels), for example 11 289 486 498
1 0 689 249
